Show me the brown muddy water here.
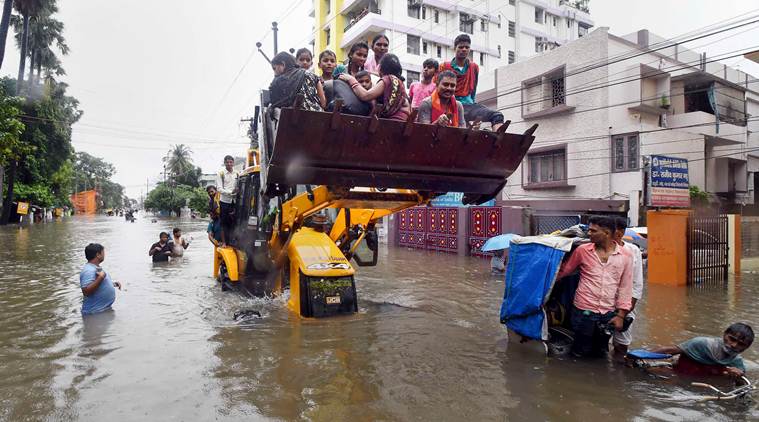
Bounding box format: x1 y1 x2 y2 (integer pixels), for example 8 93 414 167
0 215 757 421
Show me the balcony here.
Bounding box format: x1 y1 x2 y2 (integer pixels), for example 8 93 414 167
668 111 746 145
628 64 671 115
344 3 381 32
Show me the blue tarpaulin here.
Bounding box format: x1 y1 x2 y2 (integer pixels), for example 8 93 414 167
499 236 572 341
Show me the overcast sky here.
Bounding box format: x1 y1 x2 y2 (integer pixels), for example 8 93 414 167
2 0 758 198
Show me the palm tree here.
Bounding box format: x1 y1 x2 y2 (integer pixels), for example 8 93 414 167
164 144 195 182
12 0 45 94
11 1 65 92
0 0 13 69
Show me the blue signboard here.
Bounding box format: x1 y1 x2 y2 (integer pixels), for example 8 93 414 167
431 192 495 207
648 155 690 207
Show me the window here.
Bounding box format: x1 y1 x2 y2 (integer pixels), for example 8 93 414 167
434 10 439 23
535 39 541 53
567 19 572 28
479 52 485 66
407 0 420 19
553 16 558 26
325 28 331 45
550 75 565 107
436 45 442 58
521 66 569 117
497 14 501 28
460 13 474 34
407 34 421 55
422 6 427 20
508 50 515 64
579 23 590 37
611 134 640 172
535 7 544 23
497 45 501 58
422 41 428 55
481 19 488 32
509 0 515 5
527 149 566 184
508 20 515 37
406 70 420 88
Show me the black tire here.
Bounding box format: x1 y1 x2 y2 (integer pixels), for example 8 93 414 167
218 262 231 291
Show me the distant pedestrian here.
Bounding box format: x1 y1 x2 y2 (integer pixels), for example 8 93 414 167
149 232 173 262
171 227 190 257
80 243 121 315
215 155 240 247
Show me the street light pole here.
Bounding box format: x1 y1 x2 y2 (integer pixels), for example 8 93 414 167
272 21 278 55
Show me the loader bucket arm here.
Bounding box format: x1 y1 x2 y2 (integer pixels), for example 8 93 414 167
264 107 536 203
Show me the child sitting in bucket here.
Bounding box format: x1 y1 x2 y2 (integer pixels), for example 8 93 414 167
651 323 753 378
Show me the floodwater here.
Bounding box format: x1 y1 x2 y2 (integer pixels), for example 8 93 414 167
0 215 757 422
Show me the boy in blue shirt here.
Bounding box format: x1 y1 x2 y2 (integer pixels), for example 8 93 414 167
80 243 121 315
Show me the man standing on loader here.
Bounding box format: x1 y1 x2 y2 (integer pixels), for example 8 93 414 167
216 155 239 247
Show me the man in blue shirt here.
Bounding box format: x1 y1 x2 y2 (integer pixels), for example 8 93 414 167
80 243 121 315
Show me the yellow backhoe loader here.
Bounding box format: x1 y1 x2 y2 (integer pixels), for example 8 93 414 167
214 95 537 318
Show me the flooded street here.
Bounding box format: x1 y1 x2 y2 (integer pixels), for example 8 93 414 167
1 216 758 421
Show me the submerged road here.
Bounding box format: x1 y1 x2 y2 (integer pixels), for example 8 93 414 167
0 215 757 421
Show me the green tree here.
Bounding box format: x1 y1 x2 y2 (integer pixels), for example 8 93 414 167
11 1 67 88
0 85 28 223
0 0 14 70
12 0 45 95
1 77 81 224
72 151 126 209
144 183 208 217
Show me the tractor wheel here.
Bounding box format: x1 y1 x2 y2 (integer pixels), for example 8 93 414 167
218 262 231 291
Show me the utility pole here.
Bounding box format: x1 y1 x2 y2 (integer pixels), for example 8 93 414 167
272 21 278 55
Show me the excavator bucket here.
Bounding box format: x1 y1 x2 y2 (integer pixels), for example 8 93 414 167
263 107 536 203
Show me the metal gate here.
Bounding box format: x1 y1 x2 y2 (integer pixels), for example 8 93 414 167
532 214 581 235
468 206 502 257
687 213 729 285
397 207 459 253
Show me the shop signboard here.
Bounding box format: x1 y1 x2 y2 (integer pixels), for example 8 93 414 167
431 192 495 207
16 202 29 215
648 155 690 208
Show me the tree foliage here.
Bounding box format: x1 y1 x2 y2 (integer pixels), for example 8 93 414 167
73 151 126 209
163 144 201 187
144 183 208 216
0 86 27 165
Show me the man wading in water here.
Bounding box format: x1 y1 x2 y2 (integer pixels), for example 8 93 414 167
80 243 122 315
557 215 633 357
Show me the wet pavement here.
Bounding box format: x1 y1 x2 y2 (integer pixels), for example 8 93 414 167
0 215 757 421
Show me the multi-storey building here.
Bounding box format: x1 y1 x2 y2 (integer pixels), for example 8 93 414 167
309 0 593 85
494 28 759 227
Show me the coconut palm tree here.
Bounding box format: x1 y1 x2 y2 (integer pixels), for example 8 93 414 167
12 0 44 94
11 1 65 92
164 144 195 183
0 0 13 69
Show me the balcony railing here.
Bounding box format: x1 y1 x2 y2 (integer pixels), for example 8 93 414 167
344 6 380 32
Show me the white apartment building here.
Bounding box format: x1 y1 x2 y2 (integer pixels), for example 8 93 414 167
310 0 593 85
494 27 759 225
